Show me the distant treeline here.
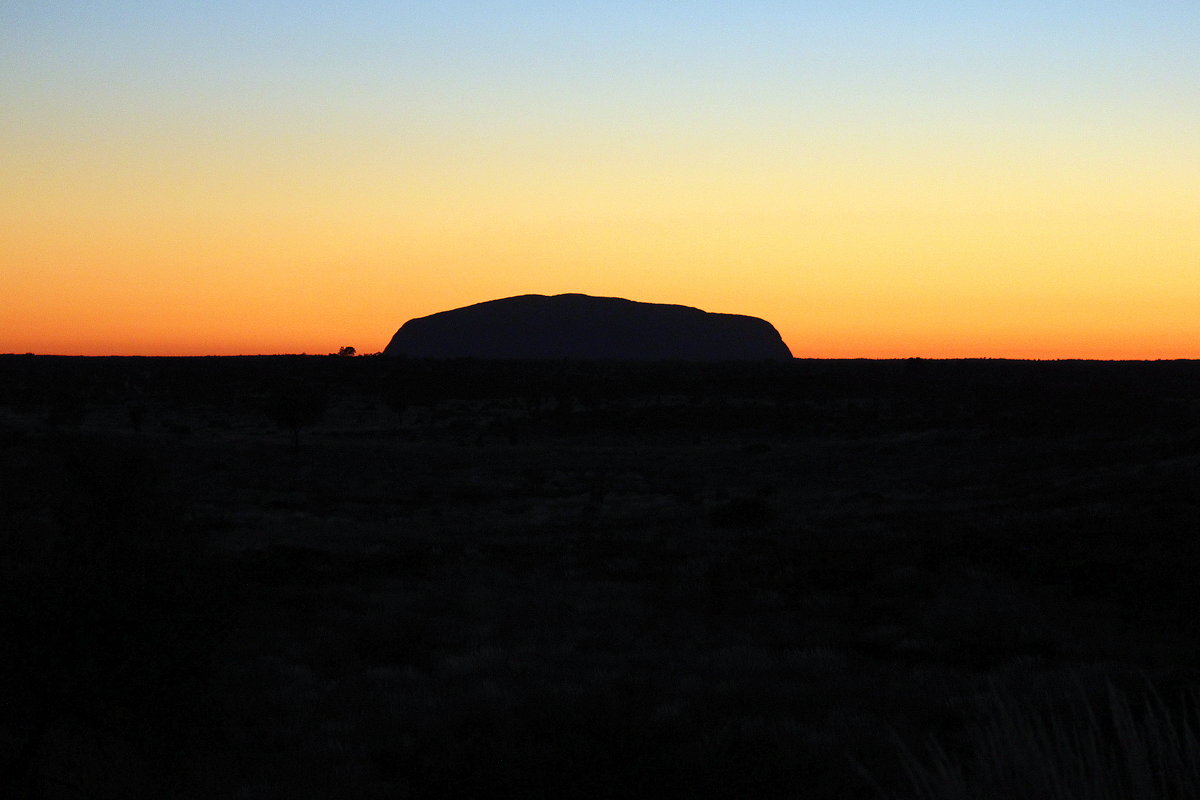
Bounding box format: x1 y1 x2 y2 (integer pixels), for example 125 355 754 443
2 354 1198 436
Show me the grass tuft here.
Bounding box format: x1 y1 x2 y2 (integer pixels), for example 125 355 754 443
884 674 1200 800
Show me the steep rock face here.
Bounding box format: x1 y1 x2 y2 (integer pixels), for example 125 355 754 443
383 294 792 361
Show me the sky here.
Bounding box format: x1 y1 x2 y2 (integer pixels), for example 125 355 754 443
3 2 1198 358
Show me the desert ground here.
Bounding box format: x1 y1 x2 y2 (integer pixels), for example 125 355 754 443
2 354 1198 798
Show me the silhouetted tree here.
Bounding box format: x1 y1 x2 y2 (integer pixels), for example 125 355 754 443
382 383 408 423
336 346 356 357
265 382 328 450
127 402 146 432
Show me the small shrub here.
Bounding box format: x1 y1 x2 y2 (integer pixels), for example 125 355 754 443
709 495 775 529
265 382 328 449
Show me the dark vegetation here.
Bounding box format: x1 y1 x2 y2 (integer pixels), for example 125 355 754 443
1 353 1198 798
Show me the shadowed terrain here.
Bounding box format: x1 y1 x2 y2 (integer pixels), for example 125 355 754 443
383 294 794 361
1 355 1198 798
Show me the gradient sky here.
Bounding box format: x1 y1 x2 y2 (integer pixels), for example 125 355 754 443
3 2 1197 357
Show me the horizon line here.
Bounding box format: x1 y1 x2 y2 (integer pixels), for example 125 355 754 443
4 352 1197 363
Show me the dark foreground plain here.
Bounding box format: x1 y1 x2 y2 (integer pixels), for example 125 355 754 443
2 354 1199 798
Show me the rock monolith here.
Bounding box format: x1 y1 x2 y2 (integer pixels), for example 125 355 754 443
383 294 792 361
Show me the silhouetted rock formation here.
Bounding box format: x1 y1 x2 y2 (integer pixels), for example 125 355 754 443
383 294 793 361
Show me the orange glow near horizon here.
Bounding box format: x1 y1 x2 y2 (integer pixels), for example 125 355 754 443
6 152 1195 359
4 5 1198 359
